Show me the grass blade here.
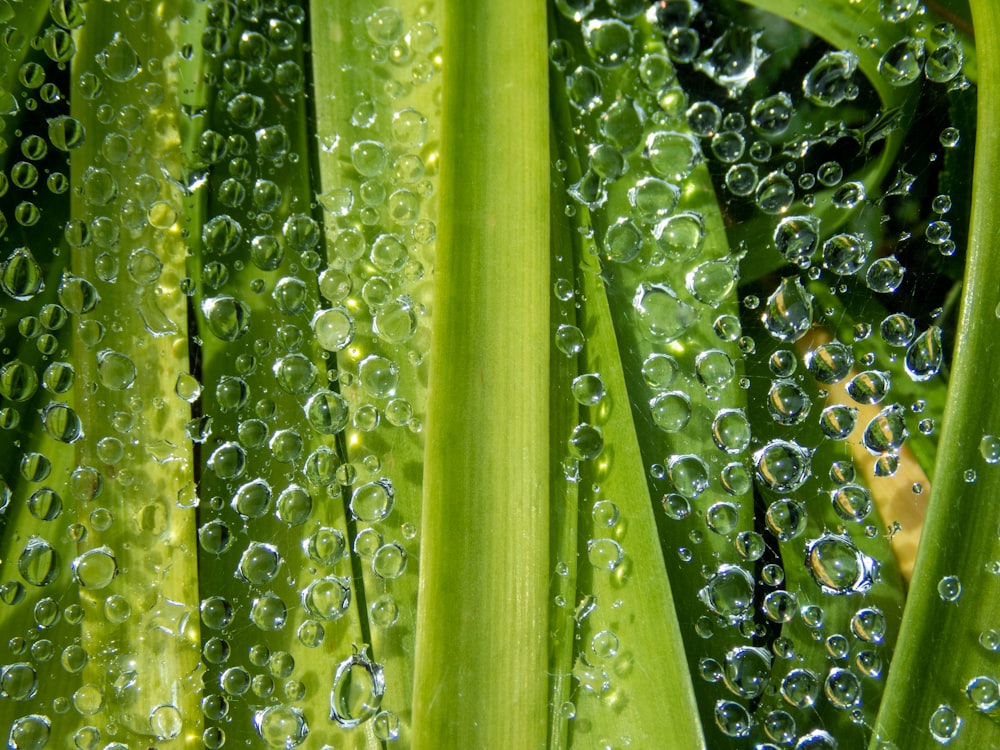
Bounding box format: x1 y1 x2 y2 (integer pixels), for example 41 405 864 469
410 0 550 745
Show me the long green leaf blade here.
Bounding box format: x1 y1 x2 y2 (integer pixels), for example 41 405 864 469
411 0 551 746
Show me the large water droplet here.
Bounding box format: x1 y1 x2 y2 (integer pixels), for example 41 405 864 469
699 565 754 623
202 296 250 341
879 37 925 86
2 247 45 300
723 646 771 699
668 454 710 498
767 380 811 425
905 326 943 381
863 403 909 453
928 704 961 744
255 705 309 748
633 283 696 343
762 276 814 342
96 32 141 82
805 531 878 594
330 650 385 728
694 27 766 96
806 341 854 384
754 439 812 492
774 215 820 267
18 536 59 586
71 547 117 589
803 50 858 107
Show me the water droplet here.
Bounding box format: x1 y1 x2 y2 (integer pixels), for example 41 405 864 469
762 276 814 342
767 380 811 425
863 404 909 453
0 360 39 401
256 125 290 161
304 390 349 435
57 273 100 313
71 547 117 589
754 439 812 492
847 370 891 405
2 247 45 300
938 575 962 602
832 484 873 522
350 479 395 523
714 698 752 738
653 211 705 261
634 283 696 344
819 404 857 440
928 704 961 744
879 37 925 86
804 50 858 107
149 703 182 741
646 130 702 182
583 18 634 68
926 42 964 83
238 543 281 585
756 171 795 214
41 402 83 443
0 663 37 700
825 667 862 709
18 536 58 587
805 531 878 595
822 232 870 275
966 676 1000 712
748 93 795 140
780 668 820 708
571 373 605 406
866 256 906 293
687 258 738 307
851 606 887 643
806 341 854 384
7 714 50 750
587 538 624 571
668 454 710 498
706 502 740 535
302 577 352 620
568 423 604 460
695 27 767 96
602 217 642 263
330 650 385 728
97 32 141 81
712 409 751 454
699 564 754 622
905 326 943 381
255 705 309 748
765 498 806 541
980 435 1000 464
650 391 691 432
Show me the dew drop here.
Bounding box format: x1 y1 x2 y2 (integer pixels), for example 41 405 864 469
805 531 878 595
330 650 385 728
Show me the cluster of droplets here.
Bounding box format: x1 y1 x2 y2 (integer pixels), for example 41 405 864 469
0 0 439 746
549 0 977 746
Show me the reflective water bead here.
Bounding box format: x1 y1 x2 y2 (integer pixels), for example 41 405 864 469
805 531 878 595
804 51 858 107
806 341 854 384
751 91 793 135
767 380 811 425
762 276 814 342
928 704 961 744
938 575 962 602
879 37 925 86
754 439 812 492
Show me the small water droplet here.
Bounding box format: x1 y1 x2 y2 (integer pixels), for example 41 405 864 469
938 575 962 602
